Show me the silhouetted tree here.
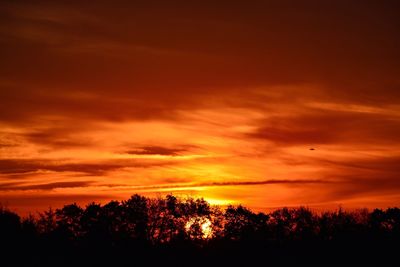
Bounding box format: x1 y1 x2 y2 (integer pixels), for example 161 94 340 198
0 206 21 252
1 196 400 265
55 203 83 240
37 207 56 234
122 194 149 241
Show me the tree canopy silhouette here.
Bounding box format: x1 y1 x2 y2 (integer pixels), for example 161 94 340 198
0 195 399 266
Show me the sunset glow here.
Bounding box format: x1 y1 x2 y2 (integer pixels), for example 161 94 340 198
1 1 400 215
185 217 213 239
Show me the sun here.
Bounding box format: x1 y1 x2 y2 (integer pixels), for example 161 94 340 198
185 217 213 239
200 218 212 239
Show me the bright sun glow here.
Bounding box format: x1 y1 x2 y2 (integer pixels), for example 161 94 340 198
185 217 213 239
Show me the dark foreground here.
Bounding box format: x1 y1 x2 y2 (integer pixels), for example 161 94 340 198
1 194 399 266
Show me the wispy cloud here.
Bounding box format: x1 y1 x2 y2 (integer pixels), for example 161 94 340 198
125 179 335 191
126 146 190 156
0 181 93 191
0 158 173 176
247 110 400 146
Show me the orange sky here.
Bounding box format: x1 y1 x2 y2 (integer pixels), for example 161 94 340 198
1 1 400 215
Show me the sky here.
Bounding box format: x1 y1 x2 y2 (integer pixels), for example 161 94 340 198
1 0 400 215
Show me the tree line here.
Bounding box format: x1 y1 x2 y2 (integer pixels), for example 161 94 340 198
1 194 399 265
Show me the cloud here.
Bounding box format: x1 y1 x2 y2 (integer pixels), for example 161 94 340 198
0 143 14 148
0 159 120 176
0 0 399 126
0 181 93 191
21 128 93 148
318 156 400 174
292 155 400 203
0 158 173 176
129 179 334 191
126 145 191 156
247 109 400 146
